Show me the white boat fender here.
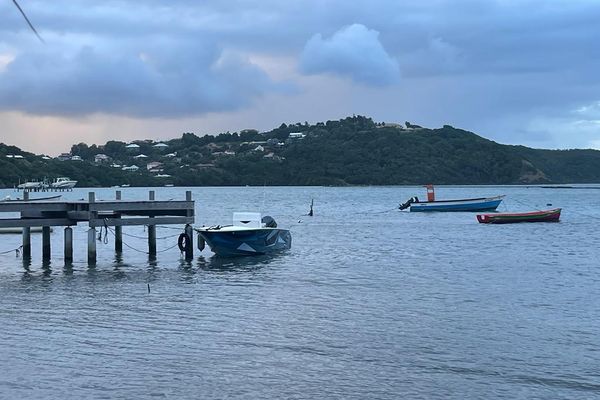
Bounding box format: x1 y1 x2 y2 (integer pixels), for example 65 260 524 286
177 233 191 253
197 233 205 251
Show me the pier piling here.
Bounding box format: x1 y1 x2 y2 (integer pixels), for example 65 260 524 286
88 227 97 264
64 227 73 262
21 191 31 258
184 224 194 260
148 190 156 256
184 191 194 260
115 191 123 253
22 227 31 258
42 226 51 260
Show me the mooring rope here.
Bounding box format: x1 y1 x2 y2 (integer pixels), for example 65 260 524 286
103 225 187 255
117 230 181 241
506 196 600 222
508 197 544 212
0 245 23 257
156 225 185 231
371 207 399 214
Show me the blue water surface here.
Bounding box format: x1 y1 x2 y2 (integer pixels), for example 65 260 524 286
0 185 599 399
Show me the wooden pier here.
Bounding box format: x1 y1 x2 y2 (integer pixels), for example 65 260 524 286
0 190 195 263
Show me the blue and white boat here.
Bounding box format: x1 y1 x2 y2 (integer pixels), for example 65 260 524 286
196 212 292 257
403 195 505 212
399 185 504 212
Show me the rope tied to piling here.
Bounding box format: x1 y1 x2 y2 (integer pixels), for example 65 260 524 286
0 245 23 257
100 223 190 256
97 219 109 244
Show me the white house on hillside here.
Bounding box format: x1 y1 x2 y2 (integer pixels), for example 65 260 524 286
146 161 163 171
94 154 110 163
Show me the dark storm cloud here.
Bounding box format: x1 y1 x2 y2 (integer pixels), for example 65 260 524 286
0 1 291 117
0 39 282 117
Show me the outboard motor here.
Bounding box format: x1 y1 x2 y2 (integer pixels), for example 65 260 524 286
398 196 419 210
262 215 278 228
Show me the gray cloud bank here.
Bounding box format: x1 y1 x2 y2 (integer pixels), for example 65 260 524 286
0 0 600 148
0 40 283 117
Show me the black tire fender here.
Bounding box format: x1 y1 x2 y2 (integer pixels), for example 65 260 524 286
178 233 191 252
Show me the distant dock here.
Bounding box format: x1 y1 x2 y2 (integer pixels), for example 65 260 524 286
539 185 600 189
0 190 195 263
15 187 75 192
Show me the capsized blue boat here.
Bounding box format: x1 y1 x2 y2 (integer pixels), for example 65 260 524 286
196 212 292 257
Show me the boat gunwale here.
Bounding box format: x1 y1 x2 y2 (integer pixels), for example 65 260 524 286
196 225 289 233
479 208 561 219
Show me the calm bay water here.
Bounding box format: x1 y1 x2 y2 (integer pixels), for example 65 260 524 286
0 185 599 399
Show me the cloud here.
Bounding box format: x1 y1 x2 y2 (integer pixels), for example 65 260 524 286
0 36 289 117
299 24 400 86
1 0 600 150
574 101 600 119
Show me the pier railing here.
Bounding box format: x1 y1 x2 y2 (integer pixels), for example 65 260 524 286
0 190 195 263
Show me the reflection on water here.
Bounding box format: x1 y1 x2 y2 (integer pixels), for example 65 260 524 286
12 253 279 285
198 251 286 271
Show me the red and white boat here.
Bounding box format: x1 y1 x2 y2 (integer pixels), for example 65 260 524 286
477 208 561 224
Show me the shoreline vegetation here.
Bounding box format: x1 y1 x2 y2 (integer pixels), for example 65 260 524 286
2 115 600 188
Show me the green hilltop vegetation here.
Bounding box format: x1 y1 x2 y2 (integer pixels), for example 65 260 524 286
1 115 600 187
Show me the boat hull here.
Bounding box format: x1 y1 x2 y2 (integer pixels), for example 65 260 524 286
198 228 292 257
410 196 504 212
477 208 561 224
17 182 43 189
1 195 61 202
50 178 77 189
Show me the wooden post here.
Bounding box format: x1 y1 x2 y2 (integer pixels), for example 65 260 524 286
22 187 32 258
185 191 194 260
148 190 156 256
184 224 194 260
22 227 31 259
64 226 73 262
88 192 97 264
88 227 97 264
115 190 122 253
42 226 51 260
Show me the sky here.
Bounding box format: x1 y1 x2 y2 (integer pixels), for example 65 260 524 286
1 0 600 155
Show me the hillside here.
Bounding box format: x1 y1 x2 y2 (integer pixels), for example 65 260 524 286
2 116 600 187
